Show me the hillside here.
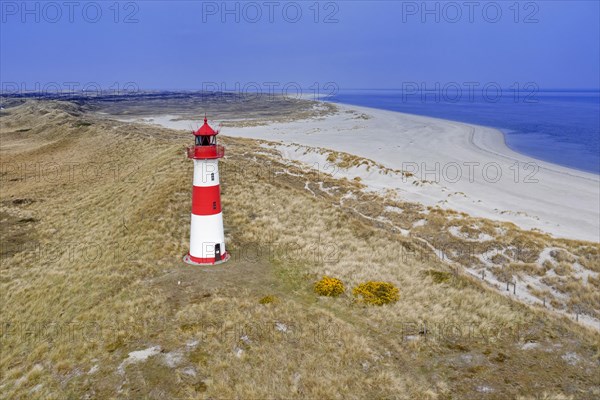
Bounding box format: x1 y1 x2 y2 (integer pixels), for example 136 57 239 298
1 100 599 399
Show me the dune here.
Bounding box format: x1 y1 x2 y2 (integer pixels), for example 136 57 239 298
3 100 599 399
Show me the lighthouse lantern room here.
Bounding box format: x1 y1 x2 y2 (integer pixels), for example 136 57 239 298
183 117 229 265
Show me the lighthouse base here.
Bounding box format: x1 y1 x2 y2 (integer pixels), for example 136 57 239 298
183 252 230 266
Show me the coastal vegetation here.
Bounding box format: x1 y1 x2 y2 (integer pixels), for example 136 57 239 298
1 99 598 399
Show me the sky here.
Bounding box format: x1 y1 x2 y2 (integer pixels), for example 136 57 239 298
1 1 599 92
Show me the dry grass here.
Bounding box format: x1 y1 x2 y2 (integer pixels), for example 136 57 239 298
1 100 599 399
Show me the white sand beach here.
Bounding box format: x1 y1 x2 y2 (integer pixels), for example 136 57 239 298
126 103 600 243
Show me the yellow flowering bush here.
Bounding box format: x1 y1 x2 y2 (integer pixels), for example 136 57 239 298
259 295 278 304
314 276 345 297
353 281 399 305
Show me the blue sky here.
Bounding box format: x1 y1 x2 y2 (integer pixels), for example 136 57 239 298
1 1 599 91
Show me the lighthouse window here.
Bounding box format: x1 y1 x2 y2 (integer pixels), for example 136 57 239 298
211 173 215 181
212 201 217 210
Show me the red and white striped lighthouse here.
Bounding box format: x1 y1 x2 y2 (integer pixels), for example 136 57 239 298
183 117 229 265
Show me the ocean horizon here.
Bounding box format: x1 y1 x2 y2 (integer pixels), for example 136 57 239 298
328 89 600 174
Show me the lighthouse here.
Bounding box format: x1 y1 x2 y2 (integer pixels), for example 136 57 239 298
183 117 229 265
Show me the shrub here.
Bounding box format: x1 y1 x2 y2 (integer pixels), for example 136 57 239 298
424 269 452 284
553 262 573 276
353 281 399 305
314 276 345 297
259 295 277 304
491 253 510 265
550 249 576 264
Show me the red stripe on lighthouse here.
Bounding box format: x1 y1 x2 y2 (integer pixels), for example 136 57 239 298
187 252 229 264
192 185 221 215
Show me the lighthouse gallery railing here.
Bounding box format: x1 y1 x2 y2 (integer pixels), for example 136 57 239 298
187 145 225 159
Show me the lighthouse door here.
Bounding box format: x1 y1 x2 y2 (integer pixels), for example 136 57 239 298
214 244 222 261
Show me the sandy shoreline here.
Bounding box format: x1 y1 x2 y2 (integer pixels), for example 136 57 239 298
120 102 600 243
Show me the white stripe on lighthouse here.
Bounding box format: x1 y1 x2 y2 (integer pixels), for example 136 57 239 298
193 159 220 187
189 212 226 258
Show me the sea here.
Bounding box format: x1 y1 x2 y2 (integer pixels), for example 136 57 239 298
327 89 600 174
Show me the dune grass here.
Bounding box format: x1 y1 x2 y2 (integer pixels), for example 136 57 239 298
1 100 599 399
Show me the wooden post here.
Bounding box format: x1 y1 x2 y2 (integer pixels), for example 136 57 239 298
513 282 516 295
506 282 509 291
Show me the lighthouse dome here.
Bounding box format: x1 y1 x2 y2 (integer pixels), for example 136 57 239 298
194 117 218 136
